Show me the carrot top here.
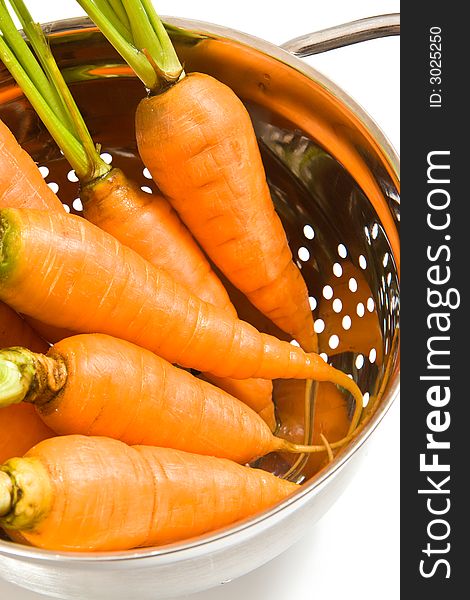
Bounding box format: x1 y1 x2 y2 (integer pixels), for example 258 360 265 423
76 0 184 92
0 349 36 407
0 0 109 182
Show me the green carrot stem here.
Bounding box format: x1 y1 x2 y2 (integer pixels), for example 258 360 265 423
77 0 183 91
85 0 133 44
105 0 132 33
0 0 70 127
121 0 163 68
1 0 109 182
0 35 90 179
76 0 159 90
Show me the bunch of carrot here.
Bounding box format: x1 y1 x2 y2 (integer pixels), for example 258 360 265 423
0 0 365 553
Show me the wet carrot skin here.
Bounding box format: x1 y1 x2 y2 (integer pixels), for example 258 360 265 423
0 208 362 409
0 120 63 212
201 372 275 430
81 168 274 421
0 404 53 464
81 167 236 313
4 436 298 552
135 73 316 351
37 334 275 463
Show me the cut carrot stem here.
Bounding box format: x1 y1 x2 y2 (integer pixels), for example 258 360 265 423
0 436 299 551
0 208 363 431
0 471 12 517
0 36 90 179
0 348 66 408
76 0 183 88
0 350 35 407
0 456 52 530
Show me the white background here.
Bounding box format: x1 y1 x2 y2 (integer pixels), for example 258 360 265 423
0 1 400 599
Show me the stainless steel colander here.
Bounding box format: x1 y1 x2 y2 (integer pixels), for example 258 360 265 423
0 14 399 600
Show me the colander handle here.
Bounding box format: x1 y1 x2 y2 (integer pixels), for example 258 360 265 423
280 13 399 56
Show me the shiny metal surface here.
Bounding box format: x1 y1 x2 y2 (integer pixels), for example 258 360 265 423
0 15 400 600
281 13 400 56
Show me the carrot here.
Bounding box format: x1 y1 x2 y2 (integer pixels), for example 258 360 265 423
0 301 53 464
0 2 273 422
0 334 345 463
0 120 63 212
0 404 53 464
0 207 363 432
199 373 275 430
76 0 317 353
0 435 299 551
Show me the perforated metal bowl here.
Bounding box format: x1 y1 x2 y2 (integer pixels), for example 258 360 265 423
0 15 399 600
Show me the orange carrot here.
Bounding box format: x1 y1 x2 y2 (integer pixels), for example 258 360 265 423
0 301 53 464
0 207 363 430
76 0 316 353
200 373 275 430
0 3 272 421
0 334 322 463
0 300 48 353
0 435 298 551
0 120 63 212
81 169 235 312
136 74 315 351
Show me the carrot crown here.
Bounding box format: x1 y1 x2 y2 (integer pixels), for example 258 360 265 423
76 0 185 92
0 457 52 530
0 0 110 183
0 347 66 408
0 348 36 407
